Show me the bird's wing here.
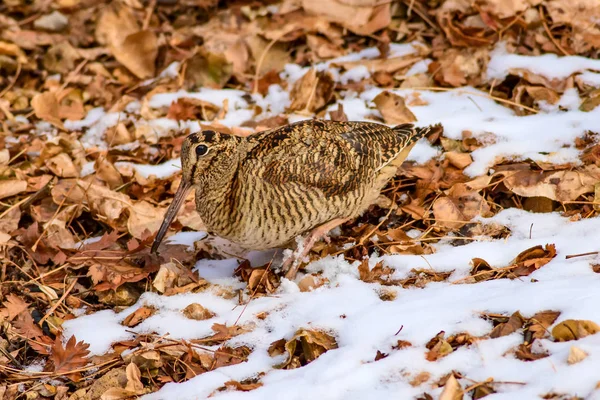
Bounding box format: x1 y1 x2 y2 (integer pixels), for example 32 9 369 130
242 120 419 197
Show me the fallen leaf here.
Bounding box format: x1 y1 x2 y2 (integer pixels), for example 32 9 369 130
302 0 391 35
50 335 90 381
13 312 44 339
185 51 233 89
502 167 600 202
31 91 65 129
125 362 143 393
276 328 338 369
96 4 157 79
182 303 215 321
220 380 263 392
552 319 600 342
490 311 524 338
0 180 27 200
153 262 195 294
357 259 394 283
298 274 327 292
433 183 492 230
508 244 556 277
567 346 588 365
425 331 454 361
445 151 473 169
167 98 220 121
515 343 549 361
528 310 561 340
372 91 416 125
45 153 79 178
439 374 463 400
288 68 335 113
122 306 156 327
2 294 29 320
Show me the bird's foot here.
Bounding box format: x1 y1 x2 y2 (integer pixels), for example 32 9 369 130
282 218 349 280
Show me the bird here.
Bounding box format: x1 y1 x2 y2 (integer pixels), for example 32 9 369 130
151 119 439 279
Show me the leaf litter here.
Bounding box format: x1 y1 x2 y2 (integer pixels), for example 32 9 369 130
2 0 600 399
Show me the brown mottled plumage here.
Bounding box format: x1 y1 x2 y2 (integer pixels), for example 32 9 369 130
151 119 438 278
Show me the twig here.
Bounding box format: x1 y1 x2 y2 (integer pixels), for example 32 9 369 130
407 86 539 113
539 6 571 56
252 30 290 95
0 62 21 99
233 254 277 326
565 251 598 259
38 278 77 326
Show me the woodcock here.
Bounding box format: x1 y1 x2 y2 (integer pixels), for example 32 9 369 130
151 119 438 279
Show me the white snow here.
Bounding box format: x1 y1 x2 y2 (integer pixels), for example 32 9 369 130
487 43 600 81
59 43 600 399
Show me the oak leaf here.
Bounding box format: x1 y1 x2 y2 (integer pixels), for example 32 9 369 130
50 335 90 380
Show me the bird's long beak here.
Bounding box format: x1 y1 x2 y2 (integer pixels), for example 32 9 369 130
151 178 191 254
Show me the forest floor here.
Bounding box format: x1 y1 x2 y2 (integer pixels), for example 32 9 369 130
2 0 600 399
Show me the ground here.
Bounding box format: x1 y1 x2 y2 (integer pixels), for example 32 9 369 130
2 1 600 399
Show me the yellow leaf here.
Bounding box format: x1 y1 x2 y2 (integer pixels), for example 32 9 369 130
439 374 463 400
567 346 588 365
552 319 600 342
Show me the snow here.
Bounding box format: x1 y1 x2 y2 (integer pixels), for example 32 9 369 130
487 43 600 81
59 43 600 399
63 207 600 399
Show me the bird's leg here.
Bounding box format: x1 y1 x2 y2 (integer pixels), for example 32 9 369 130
283 218 349 280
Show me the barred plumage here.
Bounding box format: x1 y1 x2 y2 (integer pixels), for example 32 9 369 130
152 119 439 277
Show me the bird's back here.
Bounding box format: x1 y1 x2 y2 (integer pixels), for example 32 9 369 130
208 119 430 250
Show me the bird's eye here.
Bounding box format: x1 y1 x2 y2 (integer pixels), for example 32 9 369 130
195 144 209 157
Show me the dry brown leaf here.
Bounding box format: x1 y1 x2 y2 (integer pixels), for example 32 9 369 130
220 380 263 392
490 311 524 338
31 92 65 130
288 69 335 113
552 319 600 342
96 4 157 79
45 153 80 178
528 310 561 340
153 262 195 294
515 343 549 361
298 274 327 292
245 35 290 76
0 180 27 200
2 294 29 320
167 98 220 121
502 166 600 202
127 201 168 239
439 374 463 400
302 0 390 35
445 151 473 169
425 331 454 361
372 91 416 125
509 244 557 277
122 306 156 327
357 259 394 283
433 183 492 230
276 328 337 369
477 0 542 19
125 362 144 393
182 303 216 321
185 51 233 89
50 335 90 380
333 55 421 74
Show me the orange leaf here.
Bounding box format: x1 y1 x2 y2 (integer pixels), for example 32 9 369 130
50 335 91 375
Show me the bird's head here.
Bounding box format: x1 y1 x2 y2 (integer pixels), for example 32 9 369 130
151 129 242 253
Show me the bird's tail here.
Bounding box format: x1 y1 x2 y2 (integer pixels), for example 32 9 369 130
393 123 442 146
